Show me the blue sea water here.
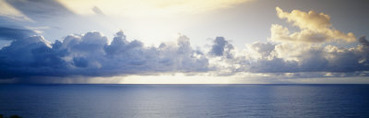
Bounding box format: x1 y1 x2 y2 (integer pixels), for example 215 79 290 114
1 84 369 118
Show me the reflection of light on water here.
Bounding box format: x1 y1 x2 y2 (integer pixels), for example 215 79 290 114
120 73 235 84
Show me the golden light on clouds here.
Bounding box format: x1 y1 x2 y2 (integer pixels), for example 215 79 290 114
57 0 249 16
272 7 356 43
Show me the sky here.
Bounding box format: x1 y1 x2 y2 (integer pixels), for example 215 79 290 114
0 0 369 84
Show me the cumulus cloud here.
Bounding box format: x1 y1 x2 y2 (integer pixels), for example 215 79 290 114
0 6 369 83
209 37 234 58
224 7 369 76
0 31 209 79
272 7 356 43
239 36 369 74
244 17 369 74
1 30 369 80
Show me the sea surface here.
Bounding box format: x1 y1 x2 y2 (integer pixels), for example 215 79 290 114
1 84 369 118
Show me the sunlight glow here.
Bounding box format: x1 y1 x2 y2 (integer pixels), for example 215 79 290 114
57 0 249 16
113 72 278 84
56 0 250 45
120 73 236 84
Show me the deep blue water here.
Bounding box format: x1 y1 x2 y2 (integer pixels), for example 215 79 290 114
1 84 369 118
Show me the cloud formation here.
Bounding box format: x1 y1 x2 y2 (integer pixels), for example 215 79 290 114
0 26 37 40
209 37 234 58
0 31 209 79
242 38 369 73
6 0 75 19
272 7 356 43
205 7 369 77
0 0 31 21
233 7 369 75
0 6 368 83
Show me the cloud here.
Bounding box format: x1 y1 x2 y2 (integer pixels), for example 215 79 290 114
1 30 369 81
220 8 369 75
92 6 105 16
246 42 275 60
276 7 331 31
359 36 369 46
272 7 356 43
6 0 75 20
240 36 369 73
0 26 37 40
0 0 31 21
0 6 369 83
0 31 209 79
209 37 234 58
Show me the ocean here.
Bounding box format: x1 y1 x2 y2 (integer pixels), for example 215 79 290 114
1 84 369 118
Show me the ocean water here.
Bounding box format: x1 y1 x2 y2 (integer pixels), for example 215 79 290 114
1 84 369 118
